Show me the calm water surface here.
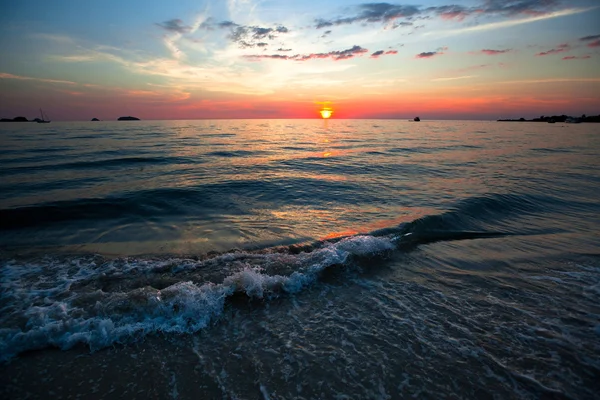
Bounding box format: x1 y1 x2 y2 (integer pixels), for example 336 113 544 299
0 120 599 399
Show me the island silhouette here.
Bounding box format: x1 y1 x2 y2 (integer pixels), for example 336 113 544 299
497 114 599 123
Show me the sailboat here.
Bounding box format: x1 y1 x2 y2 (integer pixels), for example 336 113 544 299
37 109 50 123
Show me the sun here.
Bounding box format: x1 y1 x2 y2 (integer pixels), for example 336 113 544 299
320 108 333 119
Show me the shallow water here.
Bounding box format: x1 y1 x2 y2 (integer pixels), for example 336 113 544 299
1 120 599 399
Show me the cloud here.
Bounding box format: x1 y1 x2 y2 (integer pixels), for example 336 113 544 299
156 19 191 34
218 21 238 29
562 55 591 60
31 33 75 43
224 24 289 48
416 51 439 59
536 43 570 56
431 75 477 82
161 17 289 50
479 0 560 16
428 4 471 20
580 34 600 42
315 1 564 29
315 3 422 28
462 63 495 71
423 7 591 38
498 78 600 85
478 49 512 55
587 40 600 48
417 46 449 58
371 50 398 58
245 45 368 61
0 72 78 85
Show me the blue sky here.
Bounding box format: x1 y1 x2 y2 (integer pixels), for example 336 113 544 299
1 0 599 119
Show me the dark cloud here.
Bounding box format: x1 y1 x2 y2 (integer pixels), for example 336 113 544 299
218 21 238 29
536 44 570 56
277 48 292 52
315 3 421 28
195 19 290 47
479 0 560 16
416 47 447 58
479 49 512 55
245 45 368 61
225 24 290 48
427 4 470 20
392 21 414 28
315 1 560 28
371 49 398 58
156 19 191 34
416 51 439 58
562 55 591 60
580 34 600 41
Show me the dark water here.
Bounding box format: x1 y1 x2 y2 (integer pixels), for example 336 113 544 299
1 120 599 399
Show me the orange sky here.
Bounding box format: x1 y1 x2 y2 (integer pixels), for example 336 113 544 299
1 0 599 120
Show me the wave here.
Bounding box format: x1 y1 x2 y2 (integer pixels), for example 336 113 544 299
0 193 559 362
0 179 383 230
205 150 261 157
0 156 198 176
0 235 397 362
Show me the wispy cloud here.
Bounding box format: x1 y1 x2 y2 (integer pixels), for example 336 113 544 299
315 0 565 29
244 45 368 61
155 13 210 59
315 4 421 29
562 55 591 60
579 34 600 41
0 72 77 85
424 7 592 37
432 75 477 82
587 40 600 48
370 50 398 58
499 78 600 84
156 19 191 34
416 46 447 59
31 33 76 43
477 49 512 55
479 0 560 16
536 43 570 56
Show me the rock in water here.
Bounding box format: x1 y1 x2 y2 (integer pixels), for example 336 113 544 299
118 116 140 121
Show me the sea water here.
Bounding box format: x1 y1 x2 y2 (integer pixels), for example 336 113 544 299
0 120 599 399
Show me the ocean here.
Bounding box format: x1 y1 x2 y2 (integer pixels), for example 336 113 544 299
0 119 599 399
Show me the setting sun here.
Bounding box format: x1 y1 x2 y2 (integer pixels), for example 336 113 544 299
320 108 333 119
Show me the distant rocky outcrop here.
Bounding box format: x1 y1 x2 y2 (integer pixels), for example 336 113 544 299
91 118 100 121
413 116 421 121
0 116 28 122
117 116 140 121
498 114 600 123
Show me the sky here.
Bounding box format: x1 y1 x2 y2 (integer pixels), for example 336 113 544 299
1 0 599 120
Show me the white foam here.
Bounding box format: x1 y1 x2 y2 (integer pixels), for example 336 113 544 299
0 235 397 362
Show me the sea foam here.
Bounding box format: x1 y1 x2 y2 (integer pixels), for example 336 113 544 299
0 235 394 362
